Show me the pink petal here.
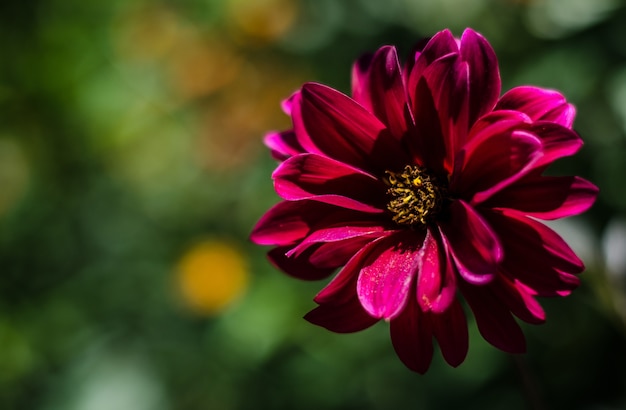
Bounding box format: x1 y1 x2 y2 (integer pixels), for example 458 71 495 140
416 228 457 313
309 235 382 269
268 246 336 281
439 200 502 284
390 292 434 374
272 153 386 213
431 299 468 367
351 52 374 111
264 130 304 161
461 281 526 354
496 86 576 128
485 175 599 220
357 231 425 319
304 297 379 333
464 109 531 145
299 82 407 173
365 46 414 140
454 129 543 204
286 224 389 257
529 122 583 169
459 28 501 125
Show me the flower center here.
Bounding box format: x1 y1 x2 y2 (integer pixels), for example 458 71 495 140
385 165 446 227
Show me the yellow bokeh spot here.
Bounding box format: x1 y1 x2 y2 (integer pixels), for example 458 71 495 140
176 240 249 315
228 0 298 43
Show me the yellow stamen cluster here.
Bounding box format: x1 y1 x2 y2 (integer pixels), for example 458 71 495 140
385 165 445 227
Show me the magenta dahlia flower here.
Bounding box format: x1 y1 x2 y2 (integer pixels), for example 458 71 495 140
251 28 598 373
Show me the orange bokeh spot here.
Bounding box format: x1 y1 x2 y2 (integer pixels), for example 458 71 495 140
176 240 249 315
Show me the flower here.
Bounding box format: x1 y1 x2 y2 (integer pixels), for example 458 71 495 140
251 28 598 373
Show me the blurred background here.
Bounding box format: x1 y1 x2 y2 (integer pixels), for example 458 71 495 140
1 0 625 409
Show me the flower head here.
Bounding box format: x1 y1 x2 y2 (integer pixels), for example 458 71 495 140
251 28 598 373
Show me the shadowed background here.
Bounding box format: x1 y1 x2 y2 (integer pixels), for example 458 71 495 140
1 0 625 409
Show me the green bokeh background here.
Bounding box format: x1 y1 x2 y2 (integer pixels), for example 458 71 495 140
1 0 625 409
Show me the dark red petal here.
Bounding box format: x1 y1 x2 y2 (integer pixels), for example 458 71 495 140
461 281 526 354
314 238 384 304
407 29 458 96
459 28 501 125
464 109 531 145
409 76 447 175
264 130 304 161
492 276 546 324
304 297 379 333
486 175 599 220
272 153 386 213
496 86 576 128
390 292 434 374
308 235 383 269
431 299 469 367
454 129 543 204
268 246 336 281
366 46 414 140
421 53 470 171
439 200 502 284
417 228 457 313
357 231 426 319
299 82 407 173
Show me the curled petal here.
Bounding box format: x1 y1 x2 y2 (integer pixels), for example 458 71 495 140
264 130 304 161
496 86 576 128
439 200 502 284
493 276 546 324
273 153 386 213
357 231 425 319
454 129 543 204
459 28 501 125
529 122 583 169
286 225 389 257
390 292 434 374
365 46 414 140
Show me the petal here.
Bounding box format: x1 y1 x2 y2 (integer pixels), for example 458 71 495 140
299 82 407 173
407 29 458 96
304 297 379 333
351 52 374 110
357 231 425 319
365 46 414 139
529 122 583 169
390 292 434 374
315 238 384 304
431 299 468 367
268 246 336 281
439 200 502 284
461 281 526 354
309 235 383 269
496 86 576 128
459 28 501 125
416 228 457 313
264 130 304 161
454 129 543 204
251 200 368 246
421 53 470 171
286 224 390 257
272 153 386 213
492 276 546 324
486 175 599 220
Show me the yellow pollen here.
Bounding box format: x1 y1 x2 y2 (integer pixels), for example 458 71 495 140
385 165 445 226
